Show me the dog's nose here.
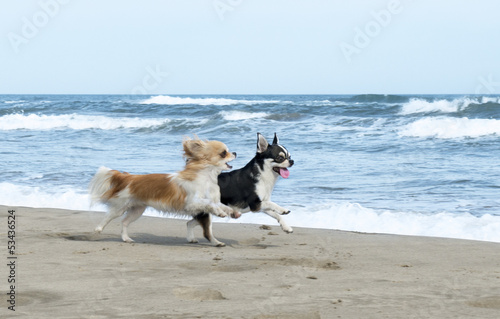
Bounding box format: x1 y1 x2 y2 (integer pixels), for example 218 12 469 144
232 152 237 158
289 159 294 166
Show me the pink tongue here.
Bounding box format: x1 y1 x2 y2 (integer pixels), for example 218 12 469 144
279 168 290 179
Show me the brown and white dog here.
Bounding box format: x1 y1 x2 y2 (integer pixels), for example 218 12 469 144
89 137 239 246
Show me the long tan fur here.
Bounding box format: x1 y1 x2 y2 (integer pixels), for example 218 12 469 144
89 137 237 246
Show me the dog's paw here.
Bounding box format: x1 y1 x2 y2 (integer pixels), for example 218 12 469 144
230 210 241 219
276 208 292 215
122 236 135 243
282 226 293 233
214 209 228 218
221 205 234 214
188 239 199 244
94 226 103 234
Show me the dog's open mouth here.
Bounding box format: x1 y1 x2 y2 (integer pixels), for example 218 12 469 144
273 167 290 179
226 163 233 169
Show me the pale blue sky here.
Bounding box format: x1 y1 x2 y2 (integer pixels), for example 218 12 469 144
1 0 499 94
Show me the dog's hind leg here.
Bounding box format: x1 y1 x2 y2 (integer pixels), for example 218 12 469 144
95 205 127 234
191 213 226 247
121 206 146 243
186 217 200 244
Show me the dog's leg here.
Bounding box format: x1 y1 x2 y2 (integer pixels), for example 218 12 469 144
95 206 127 234
210 204 229 218
260 201 293 233
185 201 228 218
195 213 225 247
262 210 293 233
260 201 291 215
219 204 241 219
121 206 146 243
186 218 200 243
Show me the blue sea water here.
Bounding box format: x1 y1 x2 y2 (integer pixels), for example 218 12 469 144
1 94 500 242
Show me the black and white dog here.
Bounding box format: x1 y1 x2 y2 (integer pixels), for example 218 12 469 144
186 133 294 246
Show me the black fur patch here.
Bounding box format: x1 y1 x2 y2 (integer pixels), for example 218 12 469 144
194 212 211 241
218 158 263 211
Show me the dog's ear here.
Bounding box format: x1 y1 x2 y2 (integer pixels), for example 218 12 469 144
183 137 206 159
272 133 279 145
257 133 269 153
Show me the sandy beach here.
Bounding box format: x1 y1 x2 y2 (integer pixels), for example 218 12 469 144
1 205 499 318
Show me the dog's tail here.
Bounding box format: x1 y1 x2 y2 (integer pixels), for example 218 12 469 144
89 166 114 206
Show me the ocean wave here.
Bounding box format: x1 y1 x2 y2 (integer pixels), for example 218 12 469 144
141 95 280 106
0 113 169 131
400 96 500 115
0 183 93 211
219 110 269 121
349 94 409 104
220 201 500 243
3 100 27 104
399 117 500 139
301 99 346 107
226 201 500 243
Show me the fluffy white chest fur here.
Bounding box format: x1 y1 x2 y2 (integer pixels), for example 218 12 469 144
255 161 279 202
179 168 222 203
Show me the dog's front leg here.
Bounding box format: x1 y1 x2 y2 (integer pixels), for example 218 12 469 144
219 204 241 219
260 201 291 215
260 201 293 233
186 201 228 218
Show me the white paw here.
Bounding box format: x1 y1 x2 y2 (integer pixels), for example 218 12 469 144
282 226 293 233
94 226 103 234
280 209 291 215
214 208 228 218
221 205 234 214
187 239 199 244
122 236 135 243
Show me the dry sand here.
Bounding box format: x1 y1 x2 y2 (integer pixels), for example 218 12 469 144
1 205 500 318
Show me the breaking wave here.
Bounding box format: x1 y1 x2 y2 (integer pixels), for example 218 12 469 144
400 96 500 115
399 117 500 139
141 95 279 106
219 110 269 121
0 113 169 131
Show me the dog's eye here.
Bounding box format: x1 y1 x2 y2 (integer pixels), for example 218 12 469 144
220 150 227 158
275 156 285 163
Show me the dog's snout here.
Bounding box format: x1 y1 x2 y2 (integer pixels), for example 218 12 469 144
232 152 237 158
288 159 294 166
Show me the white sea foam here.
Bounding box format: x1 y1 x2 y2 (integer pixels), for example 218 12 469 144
0 113 169 130
287 202 500 243
0 183 94 211
480 96 500 104
399 117 500 139
219 110 269 121
4 100 26 104
226 201 500 243
400 97 478 115
141 95 278 106
2 183 499 243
